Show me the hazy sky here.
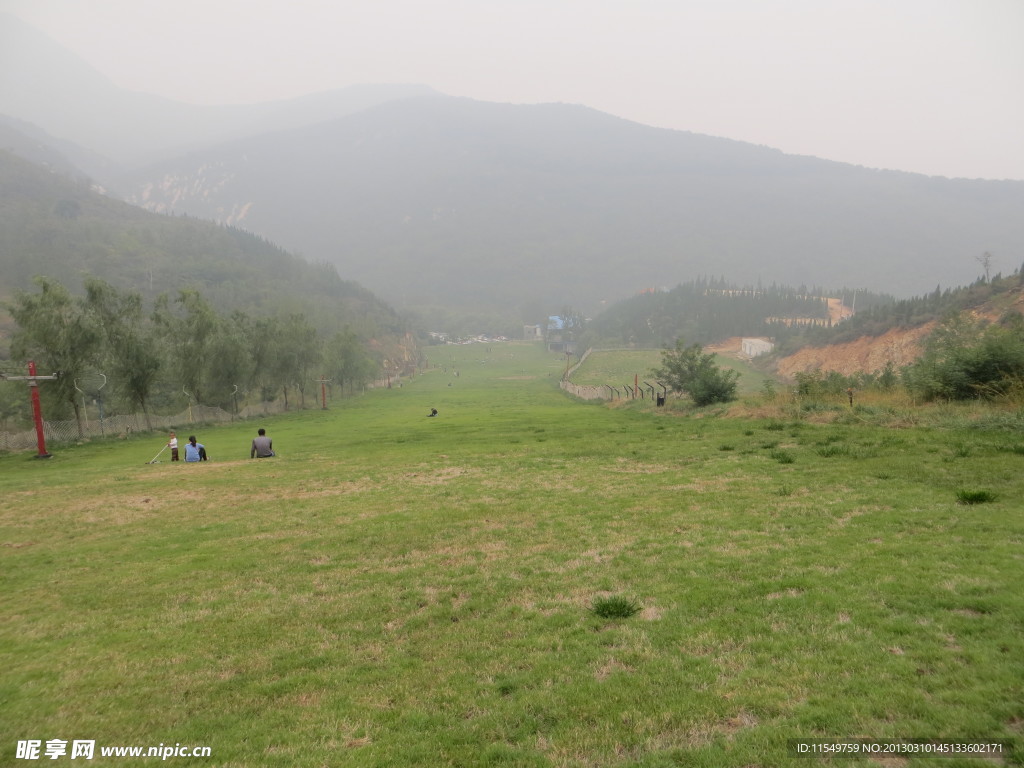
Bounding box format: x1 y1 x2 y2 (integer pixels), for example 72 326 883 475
3 0 1023 180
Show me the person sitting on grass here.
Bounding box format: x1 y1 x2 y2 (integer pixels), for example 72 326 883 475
251 428 275 458
184 435 207 462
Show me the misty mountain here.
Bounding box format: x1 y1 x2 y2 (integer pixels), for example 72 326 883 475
6 14 1024 332
0 13 437 168
0 149 410 351
117 95 1024 320
0 115 116 183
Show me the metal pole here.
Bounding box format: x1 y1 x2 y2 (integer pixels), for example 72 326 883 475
28 362 52 458
97 374 107 436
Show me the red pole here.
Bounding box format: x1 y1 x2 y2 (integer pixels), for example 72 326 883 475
28 361 52 458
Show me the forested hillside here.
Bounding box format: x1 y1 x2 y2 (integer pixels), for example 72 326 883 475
118 96 1024 326
0 150 407 342
586 271 1024 367
0 150 420 427
779 272 1024 353
584 278 880 348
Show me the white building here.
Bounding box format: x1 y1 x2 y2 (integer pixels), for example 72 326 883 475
741 338 774 357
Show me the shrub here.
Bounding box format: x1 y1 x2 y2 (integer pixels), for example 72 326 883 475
905 313 1024 401
816 444 850 458
651 339 739 407
956 490 997 505
591 595 641 619
770 449 795 464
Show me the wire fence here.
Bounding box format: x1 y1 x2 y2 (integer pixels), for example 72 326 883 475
558 348 668 403
0 372 412 455
0 401 296 454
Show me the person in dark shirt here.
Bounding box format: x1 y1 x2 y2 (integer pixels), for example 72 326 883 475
251 428 275 458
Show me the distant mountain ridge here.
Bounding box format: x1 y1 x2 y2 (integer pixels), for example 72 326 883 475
4 13 1024 332
117 96 1024 318
0 12 437 168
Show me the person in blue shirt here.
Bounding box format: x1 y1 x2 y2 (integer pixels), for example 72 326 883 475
184 435 208 462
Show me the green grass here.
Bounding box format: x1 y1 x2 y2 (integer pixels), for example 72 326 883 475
2 342 1023 767
568 349 664 388
956 489 998 505
590 595 642 620
570 348 772 396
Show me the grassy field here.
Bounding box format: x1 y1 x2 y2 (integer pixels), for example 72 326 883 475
570 349 773 396
2 342 1022 767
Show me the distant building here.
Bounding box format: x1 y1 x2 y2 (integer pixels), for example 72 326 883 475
545 316 575 354
524 324 544 340
741 338 774 357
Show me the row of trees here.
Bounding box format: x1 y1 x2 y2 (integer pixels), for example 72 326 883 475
3 277 388 434
585 277 837 348
777 268 1024 354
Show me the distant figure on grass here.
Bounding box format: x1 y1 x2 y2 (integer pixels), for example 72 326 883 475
251 428 275 458
427 408 438 417
184 435 208 462
168 431 179 462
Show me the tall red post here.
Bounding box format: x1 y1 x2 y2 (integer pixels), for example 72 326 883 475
28 361 52 458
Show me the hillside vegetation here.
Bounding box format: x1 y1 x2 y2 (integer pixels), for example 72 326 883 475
117 96 1024 325
0 151 403 337
0 150 422 425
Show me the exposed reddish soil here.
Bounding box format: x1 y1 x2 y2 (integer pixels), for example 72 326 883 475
709 325 932 378
775 323 934 378
712 287 1024 380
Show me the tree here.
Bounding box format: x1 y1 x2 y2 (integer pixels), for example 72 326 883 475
152 289 219 405
326 327 377 396
975 251 993 283
204 311 254 411
8 277 104 435
0 381 30 432
904 312 1024 400
651 339 739 406
84 278 162 429
277 314 321 409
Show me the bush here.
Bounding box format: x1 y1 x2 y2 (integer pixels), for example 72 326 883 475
591 595 642 619
905 313 1024 401
956 489 997 505
652 339 739 406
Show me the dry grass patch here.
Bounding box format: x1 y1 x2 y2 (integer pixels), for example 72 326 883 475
666 475 733 493
283 477 377 498
594 657 635 681
609 458 679 474
765 588 804 601
403 465 473 485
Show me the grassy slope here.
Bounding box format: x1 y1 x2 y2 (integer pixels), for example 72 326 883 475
1 342 1022 767
570 348 773 396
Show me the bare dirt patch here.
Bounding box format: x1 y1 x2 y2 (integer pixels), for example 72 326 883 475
776 323 934 378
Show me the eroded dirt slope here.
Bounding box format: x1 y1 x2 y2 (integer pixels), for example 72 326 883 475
775 324 934 377
715 286 1023 380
